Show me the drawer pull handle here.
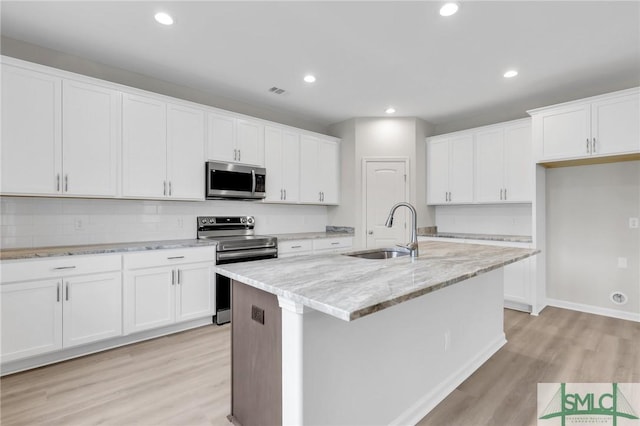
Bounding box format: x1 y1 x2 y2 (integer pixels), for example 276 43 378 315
167 256 185 260
291 245 302 249
331 242 340 245
53 266 76 270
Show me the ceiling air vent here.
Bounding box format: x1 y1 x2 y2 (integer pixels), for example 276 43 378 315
268 86 286 95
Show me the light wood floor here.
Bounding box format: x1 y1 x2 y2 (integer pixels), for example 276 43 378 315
1 307 638 425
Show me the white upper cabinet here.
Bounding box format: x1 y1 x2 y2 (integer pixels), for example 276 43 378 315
1 64 120 197
427 134 474 205
591 93 640 155
122 93 168 198
300 135 340 204
264 126 300 203
62 79 119 197
530 88 639 162
1 65 61 195
167 103 205 200
122 92 205 200
475 119 532 203
207 112 264 166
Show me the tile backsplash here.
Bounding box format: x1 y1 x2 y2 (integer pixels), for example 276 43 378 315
435 204 532 236
0 197 328 249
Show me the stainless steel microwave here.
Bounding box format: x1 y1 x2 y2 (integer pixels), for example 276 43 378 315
206 161 266 200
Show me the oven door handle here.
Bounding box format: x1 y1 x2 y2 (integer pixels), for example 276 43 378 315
217 242 276 251
217 247 278 263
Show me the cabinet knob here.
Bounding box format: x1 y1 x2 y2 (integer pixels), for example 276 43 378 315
368 230 373 235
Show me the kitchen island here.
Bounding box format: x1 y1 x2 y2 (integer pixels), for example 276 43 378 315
216 240 538 425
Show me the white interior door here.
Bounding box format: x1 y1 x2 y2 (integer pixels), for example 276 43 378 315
365 160 408 248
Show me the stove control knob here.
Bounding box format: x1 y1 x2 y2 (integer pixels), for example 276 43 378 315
201 219 207 224
240 217 246 223
247 217 254 225
209 218 215 223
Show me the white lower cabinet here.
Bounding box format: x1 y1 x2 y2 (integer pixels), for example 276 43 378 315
123 247 216 335
0 255 122 363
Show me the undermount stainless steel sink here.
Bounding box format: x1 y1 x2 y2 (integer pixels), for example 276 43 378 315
343 247 411 260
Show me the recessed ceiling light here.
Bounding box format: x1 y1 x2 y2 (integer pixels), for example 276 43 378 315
304 75 316 83
503 70 519 78
154 12 174 26
439 2 459 17
385 107 396 114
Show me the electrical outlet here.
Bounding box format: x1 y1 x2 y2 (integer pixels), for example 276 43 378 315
74 219 83 230
629 217 639 229
251 305 264 324
177 218 184 228
617 257 628 269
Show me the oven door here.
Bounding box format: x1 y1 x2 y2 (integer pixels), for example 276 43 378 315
215 249 277 325
206 161 266 199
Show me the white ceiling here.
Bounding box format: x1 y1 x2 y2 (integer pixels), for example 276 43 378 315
2 1 639 131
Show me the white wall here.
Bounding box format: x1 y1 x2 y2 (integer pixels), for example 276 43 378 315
328 117 436 248
0 197 328 249
546 161 640 315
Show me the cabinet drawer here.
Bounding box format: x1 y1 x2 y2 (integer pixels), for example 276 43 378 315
278 240 313 255
123 247 216 270
313 237 353 251
1 254 122 284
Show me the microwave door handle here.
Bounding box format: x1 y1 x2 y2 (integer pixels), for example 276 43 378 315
251 169 256 195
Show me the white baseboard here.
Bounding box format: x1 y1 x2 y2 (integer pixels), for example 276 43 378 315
390 333 507 426
504 299 531 313
545 298 640 323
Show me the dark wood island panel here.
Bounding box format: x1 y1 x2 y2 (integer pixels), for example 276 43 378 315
230 280 282 426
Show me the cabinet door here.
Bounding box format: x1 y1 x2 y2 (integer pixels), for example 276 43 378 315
236 119 264 166
299 135 321 203
475 129 504 203
62 272 122 348
62 80 119 197
207 112 236 163
1 280 62 362
318 140 340 204
1 65 61 195
167 103 205 200
504 123 532 202
591 93 640 156
175 262 215 322
539 104 590 160
124 267 175 334
449 135 474 203
281 131 300 203
264 126 285 202
122 93 167 198
427 139 449 204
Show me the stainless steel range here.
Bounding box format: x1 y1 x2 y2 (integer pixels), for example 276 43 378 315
197 216 277 325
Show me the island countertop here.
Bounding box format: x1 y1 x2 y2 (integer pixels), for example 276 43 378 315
215 240 539 321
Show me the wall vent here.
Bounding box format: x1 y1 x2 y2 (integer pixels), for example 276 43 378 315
610 291 628 305
268 86 286 95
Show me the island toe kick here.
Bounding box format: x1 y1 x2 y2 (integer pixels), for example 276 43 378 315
230 268 506 426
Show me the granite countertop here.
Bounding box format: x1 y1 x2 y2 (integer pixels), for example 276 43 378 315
215 240 539 322
0 239 218 261
418 232 532 244
269 231 354 241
